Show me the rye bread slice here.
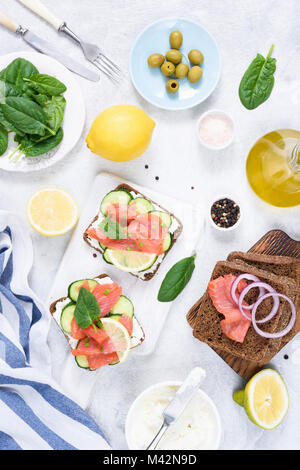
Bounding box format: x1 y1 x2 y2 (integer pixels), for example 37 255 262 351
227 252 300 344
192 261 296 361
49 273 145 352
83 183 183 281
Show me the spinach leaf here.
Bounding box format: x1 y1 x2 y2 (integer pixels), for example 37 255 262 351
99 216 125 240
24 74 67 96
39 95 66 132
0 108 25 136
0 58 38 93
158 254 196 302
0 124 8 156
74 287 101 329
0 97 54 136
18 127 63 157
239 45 276 110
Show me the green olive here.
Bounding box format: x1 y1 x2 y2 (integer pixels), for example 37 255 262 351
188 49 204 65
166 79 179 94
169 30 183 49
161 61 175 77
175 63 189 79
188 66 203 83
147 53 165 68
165 49 182 65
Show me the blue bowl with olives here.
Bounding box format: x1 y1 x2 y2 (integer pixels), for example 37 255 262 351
130 17 221 111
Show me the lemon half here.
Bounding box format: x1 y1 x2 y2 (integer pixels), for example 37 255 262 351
234 369 289 430
27 188 78 237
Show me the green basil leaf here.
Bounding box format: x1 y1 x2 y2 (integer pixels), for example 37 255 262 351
99 216 125 240
0 58 38 93
0 124 8 156
0 97 50 136
158 254 196 302
24 74 67 96
74 287 101 329
20 128 63 157
239 45 276 110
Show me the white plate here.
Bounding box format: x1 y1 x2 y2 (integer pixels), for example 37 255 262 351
48 172 204 406
0 51 85 173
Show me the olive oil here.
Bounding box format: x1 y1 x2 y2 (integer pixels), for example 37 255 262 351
246 129 300 207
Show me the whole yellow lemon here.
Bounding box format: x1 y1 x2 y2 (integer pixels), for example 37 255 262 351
86 105 155 162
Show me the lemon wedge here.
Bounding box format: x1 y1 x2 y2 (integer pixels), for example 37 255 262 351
27 188 78 237
101 318 131 364
233 369 289 430
106 249 157 273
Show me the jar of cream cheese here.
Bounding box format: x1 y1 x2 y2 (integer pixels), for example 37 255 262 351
125 381 222 450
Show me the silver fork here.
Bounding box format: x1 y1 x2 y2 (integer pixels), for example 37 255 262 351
17 0 121 83
59 23 121 83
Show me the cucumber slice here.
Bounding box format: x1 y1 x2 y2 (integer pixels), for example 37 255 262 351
110 295 134 318
103 248 112 264
98 242 106 252
150 210 172 228
129 197 154 214
68 279 98 302
60 302 76 334
107 314 122 320
100 190 133 215
162 232 172 252
75 355 90 369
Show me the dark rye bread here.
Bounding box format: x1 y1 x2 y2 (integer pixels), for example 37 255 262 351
192 261 297 361
83 183 183 281
227 252 300 345
49 273 145 350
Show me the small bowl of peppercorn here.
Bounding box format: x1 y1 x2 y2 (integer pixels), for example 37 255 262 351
209 196 242 231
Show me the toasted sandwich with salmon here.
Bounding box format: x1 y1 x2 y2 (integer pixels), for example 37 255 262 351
50 274 145 371
83 184 183 281
187 253 299 362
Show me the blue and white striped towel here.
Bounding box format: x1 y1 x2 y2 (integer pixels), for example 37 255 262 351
0 211 111 450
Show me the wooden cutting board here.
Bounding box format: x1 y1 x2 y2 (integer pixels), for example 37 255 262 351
189 230 300 380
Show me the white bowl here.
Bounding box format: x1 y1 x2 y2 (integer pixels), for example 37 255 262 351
209 195 242 232
196 109 234 150
125 380 222 450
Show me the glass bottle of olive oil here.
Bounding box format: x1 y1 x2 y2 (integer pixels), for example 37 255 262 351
246 129 300 207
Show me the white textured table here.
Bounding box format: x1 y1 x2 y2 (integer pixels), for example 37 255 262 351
1 0 300 450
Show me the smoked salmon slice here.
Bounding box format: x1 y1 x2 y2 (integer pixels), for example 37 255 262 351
86 214 167 255
88 352 119 369
92 283 122 317
106 203 137 226
208 274 251 343
71 337 105 357
119 314 133 336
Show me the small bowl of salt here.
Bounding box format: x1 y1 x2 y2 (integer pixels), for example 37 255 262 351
196 109 234 150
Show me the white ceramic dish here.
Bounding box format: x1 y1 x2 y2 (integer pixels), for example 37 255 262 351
208 194 242 232
0 51 85 173
125 380 222 450
196 109 234 150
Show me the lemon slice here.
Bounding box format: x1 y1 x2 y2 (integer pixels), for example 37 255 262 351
101 318 131 364
106 249 157 273
234 369 289 430
27 188 78 237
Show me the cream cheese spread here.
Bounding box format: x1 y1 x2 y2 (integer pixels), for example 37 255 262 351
127 383 221 450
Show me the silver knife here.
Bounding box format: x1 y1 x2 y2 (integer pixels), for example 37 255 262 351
0 11 99 82
147 367 206 450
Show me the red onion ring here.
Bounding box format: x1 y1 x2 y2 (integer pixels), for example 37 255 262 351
252 293 296 338
238 282 280 323
231 274 266 310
